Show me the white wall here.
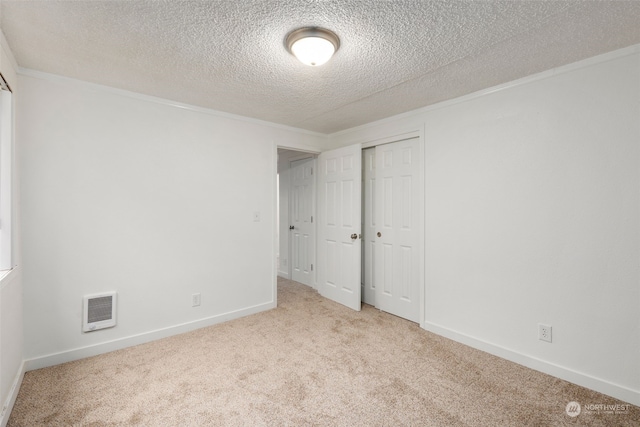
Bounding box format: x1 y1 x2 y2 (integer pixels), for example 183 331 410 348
17 71 326 367
330 46 640 405
0 30 23 427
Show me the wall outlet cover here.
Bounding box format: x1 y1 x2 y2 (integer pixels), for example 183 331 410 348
539 324 552 343
192 293 201 307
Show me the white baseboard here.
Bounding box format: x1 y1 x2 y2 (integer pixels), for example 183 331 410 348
422 321 640 407
25 301 275 372
277 271 289 279
0 361 25 427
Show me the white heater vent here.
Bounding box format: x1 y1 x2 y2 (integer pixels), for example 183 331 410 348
83 292 117 332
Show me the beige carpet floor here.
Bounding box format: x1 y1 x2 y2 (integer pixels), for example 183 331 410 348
8 278 640 426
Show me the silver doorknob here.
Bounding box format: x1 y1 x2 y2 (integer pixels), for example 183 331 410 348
377 232 382 237
351 233 358 240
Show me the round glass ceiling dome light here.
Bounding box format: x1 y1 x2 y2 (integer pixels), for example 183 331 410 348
286 27 340 66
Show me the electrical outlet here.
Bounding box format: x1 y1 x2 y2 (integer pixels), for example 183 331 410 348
539 324 552 343
192 293 201 307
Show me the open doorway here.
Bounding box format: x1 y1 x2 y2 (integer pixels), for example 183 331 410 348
277 148 318 289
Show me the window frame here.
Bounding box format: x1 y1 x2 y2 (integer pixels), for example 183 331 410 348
0 73 13 271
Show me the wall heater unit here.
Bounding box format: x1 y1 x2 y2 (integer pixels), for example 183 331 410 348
83 292 117 332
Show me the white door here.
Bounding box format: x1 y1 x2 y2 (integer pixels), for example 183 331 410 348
362 147 377 306
290 158 315 287
318 144 362 311
374 138 422 322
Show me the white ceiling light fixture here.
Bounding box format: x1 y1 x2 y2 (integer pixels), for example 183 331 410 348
286 27 340 66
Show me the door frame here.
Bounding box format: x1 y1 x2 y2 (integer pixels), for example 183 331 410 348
274 127 425 328
358 129 425 327
274 144 320 301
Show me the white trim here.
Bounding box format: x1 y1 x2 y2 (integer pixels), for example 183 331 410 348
24 301 275 372
418 124 426 330
423 321 640 407
0 89 12 271
361 130 420 149
0 360 24 427
287 153 315 164
271 142 278 305
275 142 282 284
17 68 329 140
277 142 322 154
330 44 640 139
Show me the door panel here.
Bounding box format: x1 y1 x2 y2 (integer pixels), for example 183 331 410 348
291 158 315 287
362 148 376 306
318 144 362 311
374 138 421 322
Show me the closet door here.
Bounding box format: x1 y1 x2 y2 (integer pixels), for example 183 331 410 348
374 138 421 322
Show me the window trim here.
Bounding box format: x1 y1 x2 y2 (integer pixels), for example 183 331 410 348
0 73 13 271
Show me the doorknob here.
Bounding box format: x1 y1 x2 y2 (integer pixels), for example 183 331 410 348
350 233 358 240
377 232 382 237
290 225 294 230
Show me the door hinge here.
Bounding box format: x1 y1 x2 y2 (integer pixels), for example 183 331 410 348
311 264 313 271
311 167 313 175
311 216 313 223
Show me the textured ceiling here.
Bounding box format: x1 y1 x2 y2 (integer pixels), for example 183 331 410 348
2 1 640 134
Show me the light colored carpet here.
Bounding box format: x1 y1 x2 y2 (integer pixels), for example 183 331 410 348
9 278 639 426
